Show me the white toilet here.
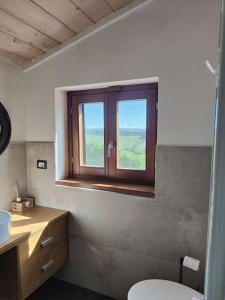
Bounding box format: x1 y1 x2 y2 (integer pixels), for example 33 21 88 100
128 280 204 300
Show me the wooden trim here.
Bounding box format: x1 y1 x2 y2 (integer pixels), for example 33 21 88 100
105 93 110 176
78 103 85 165
108 92 117 177
72 95 80 175
108 88 157 182
68 174 154 186
71 93 107 177
67 95 73 177
146 88 157 180
56 178 155 198
67 83 158 97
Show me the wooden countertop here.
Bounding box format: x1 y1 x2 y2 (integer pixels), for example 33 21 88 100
0 206 68 255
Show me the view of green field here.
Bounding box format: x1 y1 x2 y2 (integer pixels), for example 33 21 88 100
118 129 146 170
83 129 104 167
81 99 147 170
83 129 146 170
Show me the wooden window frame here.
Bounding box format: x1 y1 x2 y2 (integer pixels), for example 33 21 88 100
70 93 108 177
67 83 158 186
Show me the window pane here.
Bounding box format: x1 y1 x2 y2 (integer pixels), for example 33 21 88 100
117 99 147 170
79 102 104 167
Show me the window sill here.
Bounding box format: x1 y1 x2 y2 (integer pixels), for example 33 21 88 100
56 178 155 198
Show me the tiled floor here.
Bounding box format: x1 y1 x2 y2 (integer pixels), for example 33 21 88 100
28 278 115 300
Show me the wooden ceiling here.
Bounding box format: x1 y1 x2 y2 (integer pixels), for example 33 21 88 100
0 0 134 66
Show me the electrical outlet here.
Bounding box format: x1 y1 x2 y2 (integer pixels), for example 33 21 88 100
37 160 47 169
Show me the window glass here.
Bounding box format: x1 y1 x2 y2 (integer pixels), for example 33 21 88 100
79 102 104 167
117 99 147 170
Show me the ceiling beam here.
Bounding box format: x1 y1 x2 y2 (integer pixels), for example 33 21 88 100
0 49 29 65
71 0 113 23
0 31 43 60
22 0 152 72
32 0 93 33
106 0 133 10
0 0 75 43
0 8 59 52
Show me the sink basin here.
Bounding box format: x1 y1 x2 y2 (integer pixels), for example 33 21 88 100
0 210 11 244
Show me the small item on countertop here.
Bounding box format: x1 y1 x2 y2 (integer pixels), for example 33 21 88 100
14 183 22 202
11 197 35 212
0 210 11 244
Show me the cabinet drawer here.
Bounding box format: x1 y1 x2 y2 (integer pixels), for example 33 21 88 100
18 217 67 270
20 241 67 299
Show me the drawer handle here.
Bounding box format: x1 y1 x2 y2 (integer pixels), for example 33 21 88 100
41 260 55 273
41 236 54 248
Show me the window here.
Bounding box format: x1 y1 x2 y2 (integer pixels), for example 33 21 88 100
67 83 157 186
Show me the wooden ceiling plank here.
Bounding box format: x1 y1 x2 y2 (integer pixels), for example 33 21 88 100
106 0 134 10
32 0 93 33
0 48 29 65
71 0 113 23
0 9 59 52
0 31 43 60
0 0 75 43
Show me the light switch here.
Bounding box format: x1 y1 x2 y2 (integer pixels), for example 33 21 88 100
37 160 47 169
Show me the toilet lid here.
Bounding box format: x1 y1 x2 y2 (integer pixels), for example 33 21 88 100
128 280 204 300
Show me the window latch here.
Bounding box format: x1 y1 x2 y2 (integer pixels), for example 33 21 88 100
108 141 114 158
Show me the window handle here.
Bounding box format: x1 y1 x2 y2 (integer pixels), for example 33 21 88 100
108 141 114 158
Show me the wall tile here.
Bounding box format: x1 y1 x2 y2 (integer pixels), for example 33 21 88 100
26 142 210 299
58 238 180 300
175 207 208 291
176 208 208 262
0 143 27 209
26 142 55 190
26 143 178 262
156 145 211 212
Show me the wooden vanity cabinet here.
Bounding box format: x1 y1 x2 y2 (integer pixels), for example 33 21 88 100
18 215 68 299
0 206 69 300
0 247 19 300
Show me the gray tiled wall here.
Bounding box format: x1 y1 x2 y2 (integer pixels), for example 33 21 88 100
26 142 211 299
0 143 27 209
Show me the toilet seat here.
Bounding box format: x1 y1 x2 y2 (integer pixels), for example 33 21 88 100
128 280 204 300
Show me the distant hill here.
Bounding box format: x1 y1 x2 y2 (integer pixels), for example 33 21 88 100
86 128 145 134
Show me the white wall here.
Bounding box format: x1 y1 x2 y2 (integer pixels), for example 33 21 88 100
0 62 10 108
0 62 25 141
0 143 27 210
22 0 220 145
0 62 26 209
